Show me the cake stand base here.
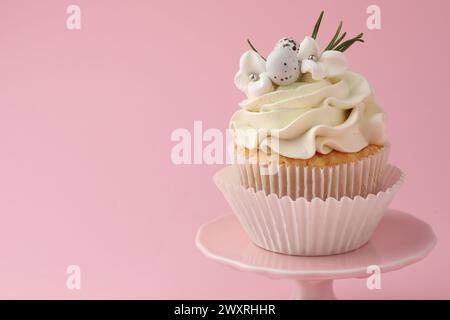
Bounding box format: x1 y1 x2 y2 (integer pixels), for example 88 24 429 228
291 280 336 300
196 209 436 300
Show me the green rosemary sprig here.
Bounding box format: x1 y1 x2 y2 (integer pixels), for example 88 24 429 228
246 39 266 61
310 11 365 53
324 21 343 50
311 11 324 39
334 33 364 52
331 31 347 49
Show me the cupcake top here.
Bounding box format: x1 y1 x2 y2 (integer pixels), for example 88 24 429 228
230 12 386 160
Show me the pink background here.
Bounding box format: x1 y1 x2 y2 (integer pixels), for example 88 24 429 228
0 0 449 299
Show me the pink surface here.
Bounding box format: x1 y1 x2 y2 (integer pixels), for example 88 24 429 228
0 0 449 299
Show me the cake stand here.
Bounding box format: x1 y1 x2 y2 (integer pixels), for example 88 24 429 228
196 209 436 300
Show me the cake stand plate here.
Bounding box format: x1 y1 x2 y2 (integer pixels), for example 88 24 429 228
196 209 436 300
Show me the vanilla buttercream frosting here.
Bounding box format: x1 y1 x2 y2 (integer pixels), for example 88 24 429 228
230 72 386 159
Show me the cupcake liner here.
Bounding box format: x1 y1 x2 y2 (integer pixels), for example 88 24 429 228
214 163 404 256
236 145 390 201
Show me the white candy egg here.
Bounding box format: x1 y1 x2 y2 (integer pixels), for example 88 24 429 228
266 48 300 86
275 37 300 53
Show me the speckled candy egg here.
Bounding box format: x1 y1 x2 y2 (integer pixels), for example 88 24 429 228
275 37 300 53
266 48 301 86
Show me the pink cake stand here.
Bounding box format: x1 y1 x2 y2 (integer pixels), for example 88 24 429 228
196 209 436 300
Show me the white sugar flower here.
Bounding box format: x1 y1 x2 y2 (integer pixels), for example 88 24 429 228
298 36 347 80
234 50 274 99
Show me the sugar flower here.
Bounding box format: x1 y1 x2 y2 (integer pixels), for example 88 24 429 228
298 36 347 80
234 50 274 99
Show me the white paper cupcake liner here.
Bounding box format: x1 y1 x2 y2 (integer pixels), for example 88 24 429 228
214 163 404 256
236 145 390 201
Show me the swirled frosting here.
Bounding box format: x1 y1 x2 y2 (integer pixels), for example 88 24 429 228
230 72 386 159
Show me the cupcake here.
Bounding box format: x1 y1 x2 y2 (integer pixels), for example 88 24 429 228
230 15 387 201
214 11 404 256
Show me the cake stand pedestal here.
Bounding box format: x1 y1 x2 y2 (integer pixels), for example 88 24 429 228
196 209 436 300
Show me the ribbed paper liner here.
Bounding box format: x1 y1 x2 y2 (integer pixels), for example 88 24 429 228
214 164 404 256
236 145 389 201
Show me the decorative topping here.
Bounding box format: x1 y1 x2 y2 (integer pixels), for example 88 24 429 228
266 47 300 86
234 50 274 98
298 36 347 80
231 12 383 160
310 11 364 52
311 10 324 39
246 39 266 61
248 73 258 81
235 11 365 95
275 37 300 53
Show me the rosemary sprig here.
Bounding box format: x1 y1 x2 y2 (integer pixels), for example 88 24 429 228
246 39 266 61
334 33 364 52
324 21 343 51
331 31 347 49
309 10 365 53
337 39 364 52
311 11 324 39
